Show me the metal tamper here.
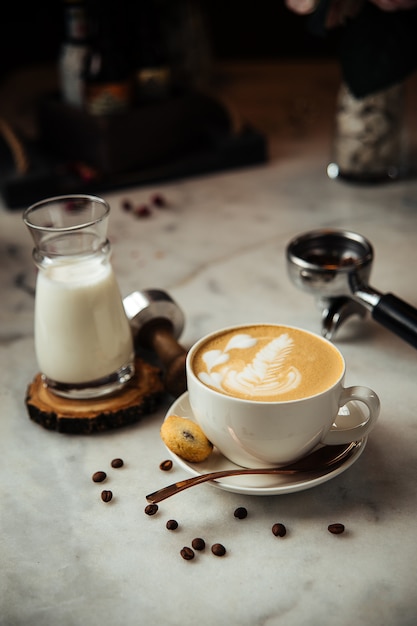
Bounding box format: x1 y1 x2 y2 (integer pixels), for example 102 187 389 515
286 228 417 348
123 289 187 397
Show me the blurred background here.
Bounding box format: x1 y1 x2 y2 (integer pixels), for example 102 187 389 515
3 1 400 208
0 1 338 80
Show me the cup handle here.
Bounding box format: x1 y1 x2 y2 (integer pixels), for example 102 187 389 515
321 386 380 445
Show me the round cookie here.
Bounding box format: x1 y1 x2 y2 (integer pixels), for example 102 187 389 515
161 415 213 462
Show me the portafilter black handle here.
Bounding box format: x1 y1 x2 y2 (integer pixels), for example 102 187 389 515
372 293 417 349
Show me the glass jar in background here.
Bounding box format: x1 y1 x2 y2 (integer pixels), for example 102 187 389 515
327 81 407 183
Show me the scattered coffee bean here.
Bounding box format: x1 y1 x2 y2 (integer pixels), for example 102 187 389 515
111 458 124 468
122 193 168 219
64 200 78 212
101 490 113 503
328 523 345 535
272 523 287 537
191 537 206 551
134 204 151 218
92 471 107 483
121 199 133 212
211 543 226 557
151 193 167 208
234 507 248 519
180 547 195 561
145 503 159 516
159 459 173 471
166 519 178 531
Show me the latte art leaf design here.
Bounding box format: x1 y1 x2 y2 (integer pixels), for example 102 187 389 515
231 335 297 387
202 349 230 371
198 332 302 398
223 334 258 352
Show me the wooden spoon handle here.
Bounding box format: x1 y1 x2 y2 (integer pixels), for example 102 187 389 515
138 321 187 397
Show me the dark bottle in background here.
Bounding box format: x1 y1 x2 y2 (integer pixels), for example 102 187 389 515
59 0 89 107
83 0 131 115
156 0 212 92
128 1 171 103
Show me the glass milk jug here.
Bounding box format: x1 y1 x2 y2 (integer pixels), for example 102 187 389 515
23 194 135 399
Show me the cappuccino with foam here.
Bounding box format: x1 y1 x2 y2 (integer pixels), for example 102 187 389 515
191 324 344 402
187 323 379 468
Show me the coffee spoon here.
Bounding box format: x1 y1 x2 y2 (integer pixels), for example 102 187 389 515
146 441 361 503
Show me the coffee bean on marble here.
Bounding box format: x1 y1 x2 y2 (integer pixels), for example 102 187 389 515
159 459 173 471
211 543 226 557
151 192 167 207
234 507 248 519
111 458 124 468
101 490 113 503
134 204 151 218
121 199 133 212
166 519 179 530
92 471 107 483
180 547 195 560
145 503 159 516
272 523 287 537
328 523 345 534
191 537 206 551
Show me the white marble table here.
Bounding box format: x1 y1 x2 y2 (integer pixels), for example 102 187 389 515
1 62 417 626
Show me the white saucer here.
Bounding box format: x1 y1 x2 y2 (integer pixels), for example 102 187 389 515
163 392 367 496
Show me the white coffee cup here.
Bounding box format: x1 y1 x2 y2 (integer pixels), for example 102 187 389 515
186 323 380 468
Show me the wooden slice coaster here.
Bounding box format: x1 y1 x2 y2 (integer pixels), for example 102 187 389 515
25 358 165 434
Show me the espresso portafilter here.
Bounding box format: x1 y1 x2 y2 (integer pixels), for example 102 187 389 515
286 229 417 349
